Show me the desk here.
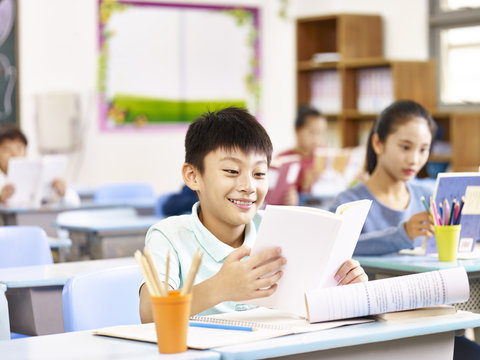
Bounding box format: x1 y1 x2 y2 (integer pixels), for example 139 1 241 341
0 257 136 336
0 283 9 340
214 312 480 360
0 330 219 360
2 313 480 360
56 215 161 259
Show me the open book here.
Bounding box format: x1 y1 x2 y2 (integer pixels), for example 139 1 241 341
7 155 68 207
93 307 371 349
244 199 372 317
305 267 469 323
264 154 301 205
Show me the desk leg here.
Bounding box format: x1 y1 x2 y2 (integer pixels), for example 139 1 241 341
7 286 64 336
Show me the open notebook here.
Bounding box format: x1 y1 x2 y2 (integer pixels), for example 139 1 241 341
93 307 371 349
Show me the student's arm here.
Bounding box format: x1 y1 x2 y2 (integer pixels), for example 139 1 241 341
0 184 14 203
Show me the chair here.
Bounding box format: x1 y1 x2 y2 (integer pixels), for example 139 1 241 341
0 226 53 339
93 182 156 204
62 264 142 332
0 226 53 268
154 192 174 218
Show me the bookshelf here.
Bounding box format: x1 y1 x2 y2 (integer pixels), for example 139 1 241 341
296 14 480 173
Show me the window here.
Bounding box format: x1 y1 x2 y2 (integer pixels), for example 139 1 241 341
430 0 480 107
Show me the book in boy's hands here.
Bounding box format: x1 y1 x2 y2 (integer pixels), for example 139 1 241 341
7 155 68 207
244 199 372 317
264 154 301 205
305 267 469 323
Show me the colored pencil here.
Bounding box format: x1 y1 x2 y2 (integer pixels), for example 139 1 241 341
189 322 255 332
448 198 456 225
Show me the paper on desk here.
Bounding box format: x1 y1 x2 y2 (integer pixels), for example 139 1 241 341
305 267 469 323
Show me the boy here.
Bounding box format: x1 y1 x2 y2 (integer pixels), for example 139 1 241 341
140 107 367 321
0 124 79 206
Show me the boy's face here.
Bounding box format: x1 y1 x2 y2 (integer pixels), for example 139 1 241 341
188 147 268 232
0 138 27 174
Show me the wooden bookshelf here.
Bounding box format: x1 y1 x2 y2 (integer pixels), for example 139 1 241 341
296 13 480 172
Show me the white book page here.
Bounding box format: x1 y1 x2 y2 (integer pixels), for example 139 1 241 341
244 205 342 316
37 155 67 203
6 158 42 206
305 267 469 323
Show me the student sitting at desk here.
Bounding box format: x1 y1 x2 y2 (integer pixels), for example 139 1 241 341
329 100 436 256
272 105 327 205
139 107 367 320
0 124 80 206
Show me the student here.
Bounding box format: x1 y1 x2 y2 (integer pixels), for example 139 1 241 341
329 100 437 256
161 184 198 216
139 107 367 321
277 105 328 195
0 124 80 206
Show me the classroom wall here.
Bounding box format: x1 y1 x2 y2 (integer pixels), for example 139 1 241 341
18 0 428 194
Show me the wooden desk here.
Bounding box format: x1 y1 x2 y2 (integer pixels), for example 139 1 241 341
0 257 136 336
55 215 161 259
0 330 219 360
2 312 480 359
214 312 480 360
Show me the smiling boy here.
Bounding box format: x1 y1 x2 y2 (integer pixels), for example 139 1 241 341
139 107 367 321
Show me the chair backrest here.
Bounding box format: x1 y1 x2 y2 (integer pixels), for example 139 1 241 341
0 226 53 268
154 192 174 217
62 264 142 332
93 182 155 204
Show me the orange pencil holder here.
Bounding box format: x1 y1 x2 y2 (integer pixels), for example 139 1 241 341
151 291 192 353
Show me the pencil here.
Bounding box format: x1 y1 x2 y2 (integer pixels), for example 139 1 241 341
144 248 167 297
448 198 456 225
456 196 465 225
430 198 440 225
189 322 255 332
165 251 170 296
180 248 203 296
444 198 450 225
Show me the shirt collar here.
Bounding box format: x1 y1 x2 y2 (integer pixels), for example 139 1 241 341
190 202 257 262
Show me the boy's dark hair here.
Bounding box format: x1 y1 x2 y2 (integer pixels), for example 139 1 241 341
366 100 437 174
295 105 322 130
0 124 28 146
185 107 273 173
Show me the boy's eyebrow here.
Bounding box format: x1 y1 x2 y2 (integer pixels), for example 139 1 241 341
219 156 268 165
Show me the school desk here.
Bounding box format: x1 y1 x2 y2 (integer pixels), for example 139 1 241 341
0 283 9 340
0 330 219 360
0 257 136 336
54 215 161 259
2 312 480 360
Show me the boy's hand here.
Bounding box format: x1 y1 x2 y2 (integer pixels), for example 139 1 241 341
51 178 66 197
0 184 15 203
335 259 368 285
213 246 285 302
404 211 435 240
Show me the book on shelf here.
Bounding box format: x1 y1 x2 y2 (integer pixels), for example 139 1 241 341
305 267 468 323
309 70 342 114
93 307 371 350
356 67 393 113
264 154 301 206
6 155 68 207
244 199 372 317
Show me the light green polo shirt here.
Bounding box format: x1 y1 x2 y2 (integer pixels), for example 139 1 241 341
145 202 262 315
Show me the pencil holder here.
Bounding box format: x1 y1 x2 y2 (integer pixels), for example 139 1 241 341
434 225 461 262
151 290 192 353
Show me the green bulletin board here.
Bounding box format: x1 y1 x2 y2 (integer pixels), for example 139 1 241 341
0 0 18 125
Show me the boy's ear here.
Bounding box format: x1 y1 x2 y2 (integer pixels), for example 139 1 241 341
182 163 201 191
371 133 384 155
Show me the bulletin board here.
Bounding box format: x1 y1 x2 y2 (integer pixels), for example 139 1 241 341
98 0 261 131
0 0 18 125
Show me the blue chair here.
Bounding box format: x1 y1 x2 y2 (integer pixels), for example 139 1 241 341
0 226 53 339
93 182 155 204
62 264 142 332
0 226 53 268
154 192 174 217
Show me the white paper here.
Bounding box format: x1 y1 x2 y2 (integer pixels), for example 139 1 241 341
463 186 480 214
7 158 42 206
36 155 68 203
305 267 469 323
245 200 371 317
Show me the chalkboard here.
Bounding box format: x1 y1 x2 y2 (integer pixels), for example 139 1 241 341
0 0 17 125
98 1 261 131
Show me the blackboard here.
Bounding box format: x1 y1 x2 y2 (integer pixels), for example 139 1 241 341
0 0 17 125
